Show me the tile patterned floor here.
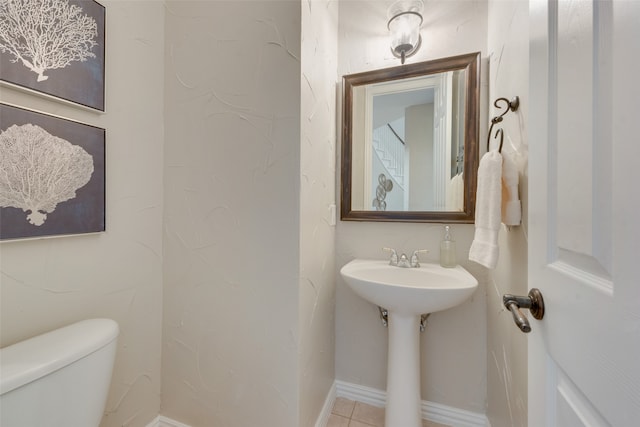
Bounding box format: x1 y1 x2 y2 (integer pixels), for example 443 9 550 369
328 397 451 427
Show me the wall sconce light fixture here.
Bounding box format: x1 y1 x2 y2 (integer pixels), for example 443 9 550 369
387 0 424 64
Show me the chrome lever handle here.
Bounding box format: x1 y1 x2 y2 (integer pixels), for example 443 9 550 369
503 288 545 333
382 247 399 265
410 249 429 267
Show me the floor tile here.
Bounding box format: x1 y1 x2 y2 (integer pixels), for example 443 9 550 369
332 397 356 418
348 420 377 427
327 414 351 427
331 397 451 427
351 402 385 427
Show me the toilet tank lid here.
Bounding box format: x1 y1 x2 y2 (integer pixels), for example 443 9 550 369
0 319 119 395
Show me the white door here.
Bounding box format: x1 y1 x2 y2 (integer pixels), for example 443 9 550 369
528 0 640 426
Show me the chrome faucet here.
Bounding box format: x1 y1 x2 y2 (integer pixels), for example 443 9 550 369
409 249 429 267
397 253 411 268
383 248 429 268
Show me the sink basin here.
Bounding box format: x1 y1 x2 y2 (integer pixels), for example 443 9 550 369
340 259 478 315
340 258 478 427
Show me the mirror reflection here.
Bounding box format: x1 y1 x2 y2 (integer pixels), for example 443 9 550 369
341 52 480 222
351 71 466 212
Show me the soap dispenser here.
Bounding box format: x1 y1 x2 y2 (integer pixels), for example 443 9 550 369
440 225 457 268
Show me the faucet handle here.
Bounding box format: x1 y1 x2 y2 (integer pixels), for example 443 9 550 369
382 247 398 266
410 249 429 267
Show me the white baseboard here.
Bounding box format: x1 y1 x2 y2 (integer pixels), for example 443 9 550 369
146 380 487 427
334 380 488 427
145 386 339 427
335 380 386 408
145 415 192 427
315 381 337 427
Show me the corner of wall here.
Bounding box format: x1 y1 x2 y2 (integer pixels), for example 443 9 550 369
485 0 530 425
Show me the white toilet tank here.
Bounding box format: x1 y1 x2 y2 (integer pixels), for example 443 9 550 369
0 318 119 427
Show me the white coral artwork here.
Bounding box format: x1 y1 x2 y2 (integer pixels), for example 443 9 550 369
0 124 94 226
0 0 98 82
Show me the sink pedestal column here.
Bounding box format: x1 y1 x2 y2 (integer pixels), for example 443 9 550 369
385 312 422 427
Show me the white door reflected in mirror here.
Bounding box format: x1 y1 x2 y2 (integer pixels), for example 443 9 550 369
340 52 480 223
351 70 466 212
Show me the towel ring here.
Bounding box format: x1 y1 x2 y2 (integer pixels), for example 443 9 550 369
492 97 519 122
493 128 504 153
486 96 519 152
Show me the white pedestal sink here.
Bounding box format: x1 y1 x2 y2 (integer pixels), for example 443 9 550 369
340 259 478 427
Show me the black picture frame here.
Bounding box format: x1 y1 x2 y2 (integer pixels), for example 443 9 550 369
0 103 106 240
0 0 106 111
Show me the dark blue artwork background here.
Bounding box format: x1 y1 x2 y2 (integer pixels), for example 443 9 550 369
0 0 105 111
0 104 105 240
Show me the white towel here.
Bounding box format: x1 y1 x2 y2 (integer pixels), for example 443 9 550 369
501 151 521 226
453 172 464 211
446 173 464 211
469 151 502 269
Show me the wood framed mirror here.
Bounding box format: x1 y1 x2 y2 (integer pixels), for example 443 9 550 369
340 52 480 223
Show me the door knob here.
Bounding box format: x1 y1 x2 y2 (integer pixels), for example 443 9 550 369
503 288 545 333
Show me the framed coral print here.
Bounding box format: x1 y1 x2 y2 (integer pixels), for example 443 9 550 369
0 0 106 111
0 103 105 240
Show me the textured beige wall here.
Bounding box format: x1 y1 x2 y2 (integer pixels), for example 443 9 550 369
299 0 338 425
485 1 529 426
162 1 306 426
0 2 165 426
336 0 489 414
